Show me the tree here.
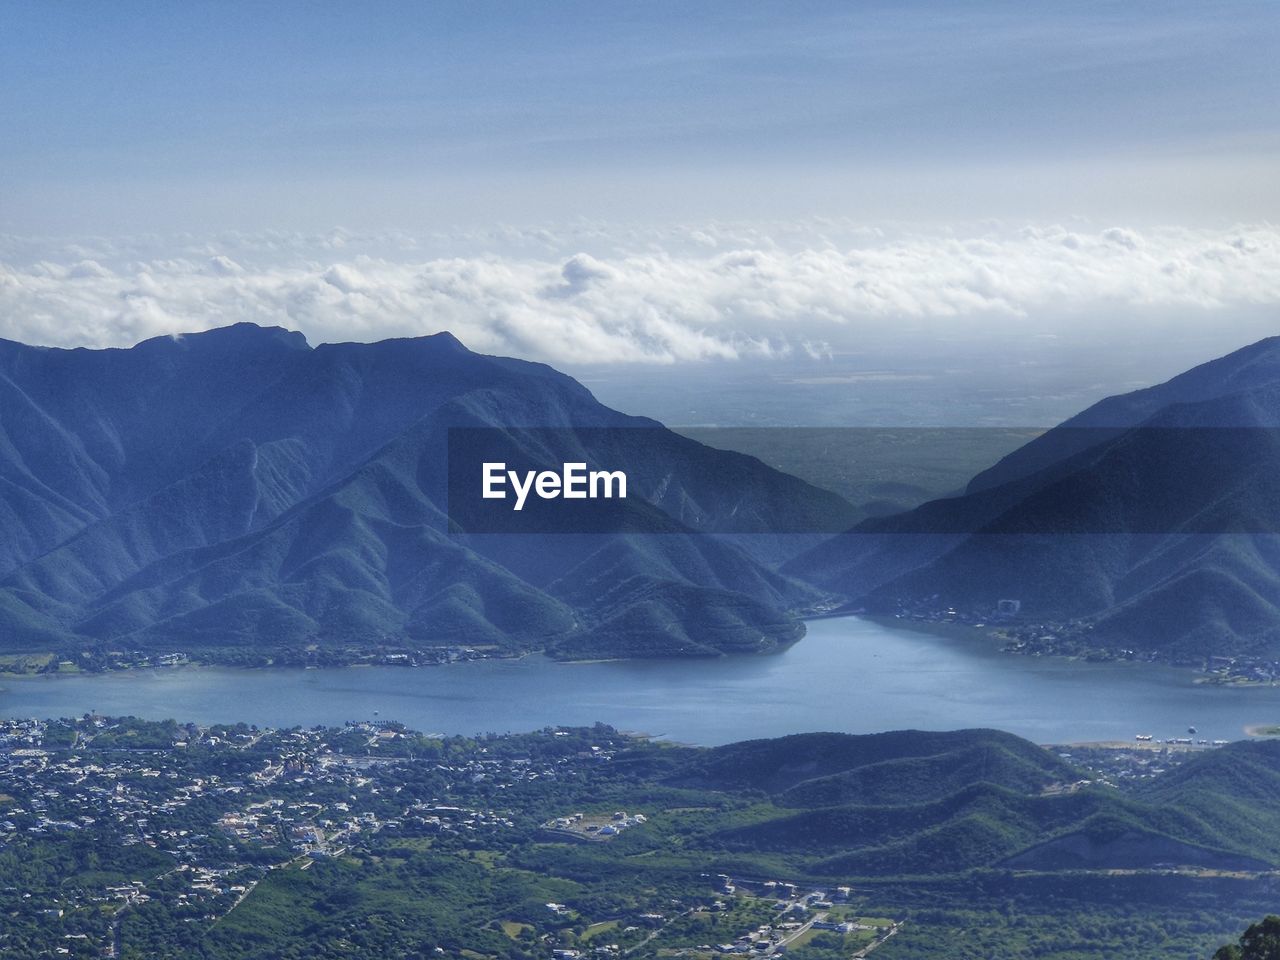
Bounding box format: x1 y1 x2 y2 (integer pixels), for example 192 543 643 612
1215 916 1280 960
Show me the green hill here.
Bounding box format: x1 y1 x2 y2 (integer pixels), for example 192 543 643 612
678 728 1075 796
668 731 1280 878
0 324 853 661
788 336 1280 657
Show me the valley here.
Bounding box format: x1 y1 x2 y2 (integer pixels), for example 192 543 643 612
9 325 1280 677
4 326 1280 960
3 717 1277 960
8 4 1278 957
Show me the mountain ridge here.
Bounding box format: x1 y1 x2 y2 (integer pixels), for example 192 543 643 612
786 335 1280 658
0 323 852 664
662 729 1280 877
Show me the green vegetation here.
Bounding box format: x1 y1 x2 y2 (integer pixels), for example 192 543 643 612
0 652 57 674
676 427 1040 517
4 720 1280 958
1213 916 1280 960
788 336 1280 662
0 324 851 666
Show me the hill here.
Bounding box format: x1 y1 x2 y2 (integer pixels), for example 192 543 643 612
670 731 1280 877
674 728 1075 798
14 718 1280 960
0 324 854 662
787 336 1280 657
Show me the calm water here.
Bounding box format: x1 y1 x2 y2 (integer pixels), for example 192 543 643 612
2 617 1278 746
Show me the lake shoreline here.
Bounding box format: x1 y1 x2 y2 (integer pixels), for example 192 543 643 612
3 616 1279 748
1245 725 1280 738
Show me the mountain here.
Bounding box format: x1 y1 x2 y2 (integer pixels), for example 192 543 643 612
0 323 855 663
670 730 1280 877
787 336 1280 658
673 728 1078 798
968 336 1280 493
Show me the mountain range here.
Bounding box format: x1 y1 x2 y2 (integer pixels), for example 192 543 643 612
0 323 853 663
789 335 1280 658
7 323 1280 665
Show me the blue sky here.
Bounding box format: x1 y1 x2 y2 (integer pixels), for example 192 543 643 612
3 2 1279 372
3 1 1277 231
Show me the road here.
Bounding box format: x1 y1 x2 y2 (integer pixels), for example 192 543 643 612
852 921 902 958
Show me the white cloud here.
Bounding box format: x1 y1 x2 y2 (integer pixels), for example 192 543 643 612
208 255 244 277
1 222 1278 364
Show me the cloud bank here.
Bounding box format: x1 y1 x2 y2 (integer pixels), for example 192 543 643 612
2 222 1278 364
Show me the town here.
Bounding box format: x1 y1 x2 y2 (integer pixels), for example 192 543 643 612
883 601 1280 682
0 716 906 960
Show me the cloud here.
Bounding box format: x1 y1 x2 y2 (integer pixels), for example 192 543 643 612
207 255 244 277
1 222 1279 364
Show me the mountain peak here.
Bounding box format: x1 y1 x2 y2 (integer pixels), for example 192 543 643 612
424 330 468 350
313 329 471 353
790 333 1280 658
0 326 830 663
134 322 311 355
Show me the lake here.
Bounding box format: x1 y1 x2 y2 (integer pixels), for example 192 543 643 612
2 616 1278 746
